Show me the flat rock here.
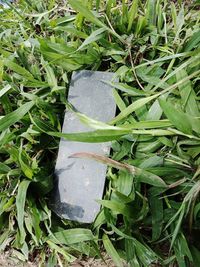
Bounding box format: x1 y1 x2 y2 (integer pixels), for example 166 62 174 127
51 70 117 223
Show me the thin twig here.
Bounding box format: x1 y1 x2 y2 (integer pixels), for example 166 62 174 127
128 47 145 91
105 14 115 33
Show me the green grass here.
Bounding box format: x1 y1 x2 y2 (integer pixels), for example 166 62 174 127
0 0 200 266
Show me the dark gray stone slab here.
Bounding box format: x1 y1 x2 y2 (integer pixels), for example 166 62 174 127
52 70 117 223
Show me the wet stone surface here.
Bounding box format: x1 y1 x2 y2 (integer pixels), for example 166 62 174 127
52 70 117 223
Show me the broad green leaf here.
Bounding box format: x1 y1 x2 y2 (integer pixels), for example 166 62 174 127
146 100 163 120
98 200 133 217
4 60 34 80
29 203 42 243
176 69 200 117
24 216 38 246
0 230 12 251
174 5 184 41
0 162 11 174
110 95 158 124
171 2 177 31
102 234 123 267
54 25 88 38
76 112 124 130
48 127 197 143
41 57 57 89
178 234 193 261
0 197 15 217
46 240 76 262
16 180 31 245
139 155 163 169
116 170 133 196
149 188 163 241
0 101 34 132
134 238 158 266
51 228 95 245
40 51 82 71
19 145 33 179
147 0 156 25
110 225 158 265
159 98 192 134
173 233 192 267
136 168 167 187
158 136 174 147
184 29 200 52
191 246 200 266
54 15 76 25
68 0 107 28
127 0 138 32
0 84 11 98
30 116 57 133
137 139 161 153
40 40 76 54
187 116 200 135
125 239 139 267
136 69 168 89
47 129 128 142
77 27 106 51
113 89 127 111
6 145 34 178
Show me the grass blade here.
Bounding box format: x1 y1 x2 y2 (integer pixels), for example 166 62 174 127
16 180 31 245
0 101 34 132
51 228 95 245
68 0 107 28
127 0 138 32
110 95 158 125
0 84 11 98
102 234 123 267
77 27 107 51
159 98 192 134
